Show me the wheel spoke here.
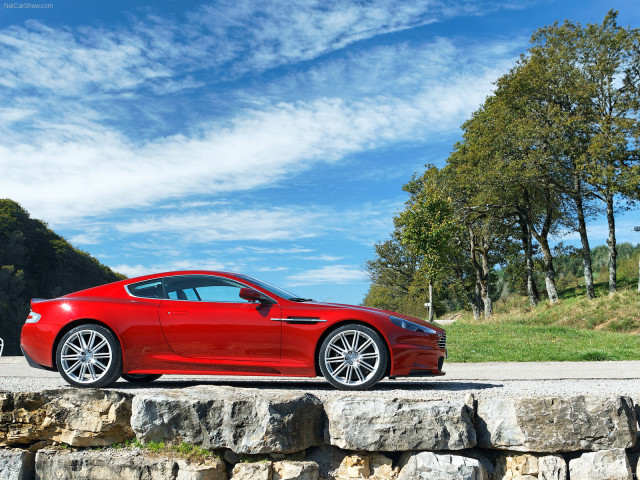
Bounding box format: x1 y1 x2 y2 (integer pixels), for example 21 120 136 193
337 333 350 351
66 360 82 375
93 359 108 372
61 354 81 361
345 365 353 383
353 365 365 382
359 361 376 373
356 338 373 353
88 363 97 380
360 352 379 359
66 342 83 354
93 339 107 352
86 331 97 350
93 352 111 359
78 362 87 380
331 362 348 377
328 343 347 355
326 356 344 362
78 333 88 351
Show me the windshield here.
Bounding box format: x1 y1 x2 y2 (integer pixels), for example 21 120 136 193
235 274 302 300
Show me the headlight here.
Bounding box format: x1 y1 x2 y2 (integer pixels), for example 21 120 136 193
25 311 41 324
389 315 436 334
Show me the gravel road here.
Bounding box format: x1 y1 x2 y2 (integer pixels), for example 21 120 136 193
2 356 639 401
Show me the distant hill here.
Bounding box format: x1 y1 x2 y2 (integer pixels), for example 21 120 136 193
0 199 125 356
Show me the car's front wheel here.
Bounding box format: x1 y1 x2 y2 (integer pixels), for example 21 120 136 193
121 373 163 383
56 324 122 388
319 324 388 390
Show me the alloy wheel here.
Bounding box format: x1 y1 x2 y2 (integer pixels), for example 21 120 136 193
323 328 382 387
60 329 113 384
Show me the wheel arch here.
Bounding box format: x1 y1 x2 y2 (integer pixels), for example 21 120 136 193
313 319 392 377
51 319 123 371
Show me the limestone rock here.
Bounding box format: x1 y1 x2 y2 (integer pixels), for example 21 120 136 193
568 449 632 480
273 460 319 480
492 453 539 479
231 462 272 480
538 455 566 480
176 458 227 480
132 386 324 454
306 445 348 479
334 453 399 480
369 453 400 480
325 397 476 451
0 448 35 480
476 396 636 452
336 454 370 479
35 448 226 480
0 389 133 447
397 452 487 480
35 448 177 480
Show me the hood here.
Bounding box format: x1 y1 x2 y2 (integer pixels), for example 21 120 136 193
307 302 444 333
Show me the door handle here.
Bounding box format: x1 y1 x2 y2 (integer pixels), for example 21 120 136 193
167 311 188 316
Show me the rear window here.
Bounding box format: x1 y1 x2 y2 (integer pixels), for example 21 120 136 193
126 279 164 299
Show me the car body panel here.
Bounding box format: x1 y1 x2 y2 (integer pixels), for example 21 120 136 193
20 270 446 383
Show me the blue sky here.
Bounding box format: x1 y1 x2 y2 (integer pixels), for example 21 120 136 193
1 0 639 304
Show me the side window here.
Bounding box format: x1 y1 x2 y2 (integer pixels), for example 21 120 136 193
163 275 252 303
127 279 164 299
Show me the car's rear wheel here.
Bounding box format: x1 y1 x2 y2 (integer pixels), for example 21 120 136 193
56 324 122 388
121 373 163 383
319 324 387 390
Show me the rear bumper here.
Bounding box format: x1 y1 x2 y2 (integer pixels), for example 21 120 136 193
21 346 56 371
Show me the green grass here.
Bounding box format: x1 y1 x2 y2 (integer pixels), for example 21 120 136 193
112 439 219 461
436 284 640 363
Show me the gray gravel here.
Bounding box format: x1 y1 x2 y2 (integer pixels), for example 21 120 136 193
1 357 640 401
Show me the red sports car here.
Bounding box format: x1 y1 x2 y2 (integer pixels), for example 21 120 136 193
20 271 446 390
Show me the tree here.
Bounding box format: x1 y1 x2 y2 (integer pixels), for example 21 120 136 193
635 226 640 293
395 167 462 320
576 11 640 295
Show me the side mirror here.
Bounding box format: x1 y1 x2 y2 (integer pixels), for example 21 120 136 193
239 287 262 303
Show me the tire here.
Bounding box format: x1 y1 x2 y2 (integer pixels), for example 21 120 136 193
56 324 122 388
121 373 163 383
319 324 388 390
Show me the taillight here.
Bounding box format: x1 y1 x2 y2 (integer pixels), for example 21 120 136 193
25 311 41 324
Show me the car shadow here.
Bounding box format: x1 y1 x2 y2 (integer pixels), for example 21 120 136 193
112 378 503 392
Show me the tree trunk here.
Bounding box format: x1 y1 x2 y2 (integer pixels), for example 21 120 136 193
472 282 482 320
480 238 492 318
573 181 595 299
469 230 490 318
428 282 434 323
637 251 640 293
518 214 539 307
538 238 559 303
605 193 617 295
521 206 559 304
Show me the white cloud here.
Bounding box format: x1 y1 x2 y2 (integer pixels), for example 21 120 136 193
112 258 229 278
286 264 368 286
116 208 326 242
0 59 504 225
255 266 289 272
303 255 346 261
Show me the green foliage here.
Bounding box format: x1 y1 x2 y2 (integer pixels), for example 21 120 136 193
0 199 125 355
395 167 460 284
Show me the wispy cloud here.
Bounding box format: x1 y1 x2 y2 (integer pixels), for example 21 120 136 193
286 264 367 286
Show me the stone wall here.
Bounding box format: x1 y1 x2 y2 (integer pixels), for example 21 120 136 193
0 387 638 480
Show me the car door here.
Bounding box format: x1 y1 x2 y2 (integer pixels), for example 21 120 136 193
158 274 282 362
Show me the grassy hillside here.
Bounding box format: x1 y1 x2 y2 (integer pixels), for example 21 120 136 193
0 199 125 356
439 281 640 362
